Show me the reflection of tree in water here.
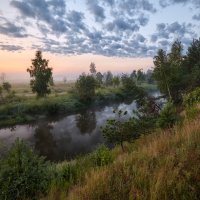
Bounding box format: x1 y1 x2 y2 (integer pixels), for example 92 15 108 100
34 123 57 161
76 110 96 134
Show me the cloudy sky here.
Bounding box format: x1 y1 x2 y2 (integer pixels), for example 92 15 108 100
0 0 199 81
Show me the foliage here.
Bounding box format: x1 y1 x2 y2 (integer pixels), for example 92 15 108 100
0 139 50 200
112 76 120 87
183 87 200 107
92 145 113 166
2 82 11 93
96 72 103 85
105 71 113 86
27 51 53 97
0 86 3 102
134 96 160 133
183 87 200 120
121 74 137 93
75 74 96 102
153 39 200 103
68 116 200 200
89 62 96 75
157 101 178 129
102 110 140 151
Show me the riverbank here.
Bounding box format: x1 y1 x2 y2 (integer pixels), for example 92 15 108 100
44 107 200 200
0 83 157 127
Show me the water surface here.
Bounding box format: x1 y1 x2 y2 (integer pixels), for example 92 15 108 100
0 100 137 161
0 91 162 161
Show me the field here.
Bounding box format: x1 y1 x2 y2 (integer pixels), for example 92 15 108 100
11 82 75 97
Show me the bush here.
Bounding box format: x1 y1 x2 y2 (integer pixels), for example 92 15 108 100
51 162 79 191
0 139 50 200
183 87 200 107
92 145 113 166
75 74 96 102
185 106 199 120
157 101 178 129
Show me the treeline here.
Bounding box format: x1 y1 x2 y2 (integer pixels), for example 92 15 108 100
153 38 200 103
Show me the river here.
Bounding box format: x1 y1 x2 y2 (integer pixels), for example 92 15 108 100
0 92 162 162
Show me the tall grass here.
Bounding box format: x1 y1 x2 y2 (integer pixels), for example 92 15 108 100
66 115 200 200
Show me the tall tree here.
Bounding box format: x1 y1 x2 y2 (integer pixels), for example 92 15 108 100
2 82 11 93
96 72 103 85
75 74 96 102
112 76 120 87
153 49 172 99
27 51 53 97
185 38 200 88
0 73 6 83
89 62 96 75
105 71 113 86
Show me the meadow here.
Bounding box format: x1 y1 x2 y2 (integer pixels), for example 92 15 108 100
0 81 157 127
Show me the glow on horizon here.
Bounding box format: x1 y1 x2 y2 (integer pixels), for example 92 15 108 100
0 0 199 82
0 50 153 82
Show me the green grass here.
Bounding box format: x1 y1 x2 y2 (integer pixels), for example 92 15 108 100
0 82 157 127
42 109 200 200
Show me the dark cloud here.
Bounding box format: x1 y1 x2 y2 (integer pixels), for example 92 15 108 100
136 34 146 43
137 14 149 26
150 22 197 50
159 0 200 8
117 0 156 14
0 0 197 58
67 11 86 32
106 18 140 33
86 0 105 22
0 17 28 37
193 14 200 20
103 0 115 6
0 44 24 51
151 34 158 42
11 0 68 34
154 22 195 40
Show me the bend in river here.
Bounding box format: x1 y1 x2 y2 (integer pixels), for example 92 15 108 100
0 91 162 162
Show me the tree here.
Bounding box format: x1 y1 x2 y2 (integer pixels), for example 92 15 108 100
130 70 137 79
105 71 113 86
112 76 120 87
185 38 200 88
89 62 96 75
0 86 3 102
102 110 140 151
136 69 145 85
121 74 137 93
2 82 11 93
63 77 67 84
0 72 6 83
156 101 178 129
27 51 53 97
0 139 50 200
153 49 172 99
75 74 96 102
96 72 103 85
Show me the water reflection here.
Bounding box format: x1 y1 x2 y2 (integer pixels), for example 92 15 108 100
34 123 57 160
76 110 96 134
0 94 160 161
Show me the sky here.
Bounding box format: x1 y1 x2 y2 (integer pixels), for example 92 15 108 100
0 0 199 82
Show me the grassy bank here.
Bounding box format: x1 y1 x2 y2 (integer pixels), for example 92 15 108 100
41 107 200 200
0 83 155 127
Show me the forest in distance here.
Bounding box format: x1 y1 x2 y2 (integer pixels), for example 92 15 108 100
0 38 200 200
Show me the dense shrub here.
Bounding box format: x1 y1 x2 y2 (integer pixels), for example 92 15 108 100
92 145 113 166
157 101 178 129
0 139 50 200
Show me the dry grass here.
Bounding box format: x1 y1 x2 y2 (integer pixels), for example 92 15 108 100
66 116 200 200
11 82 75 97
